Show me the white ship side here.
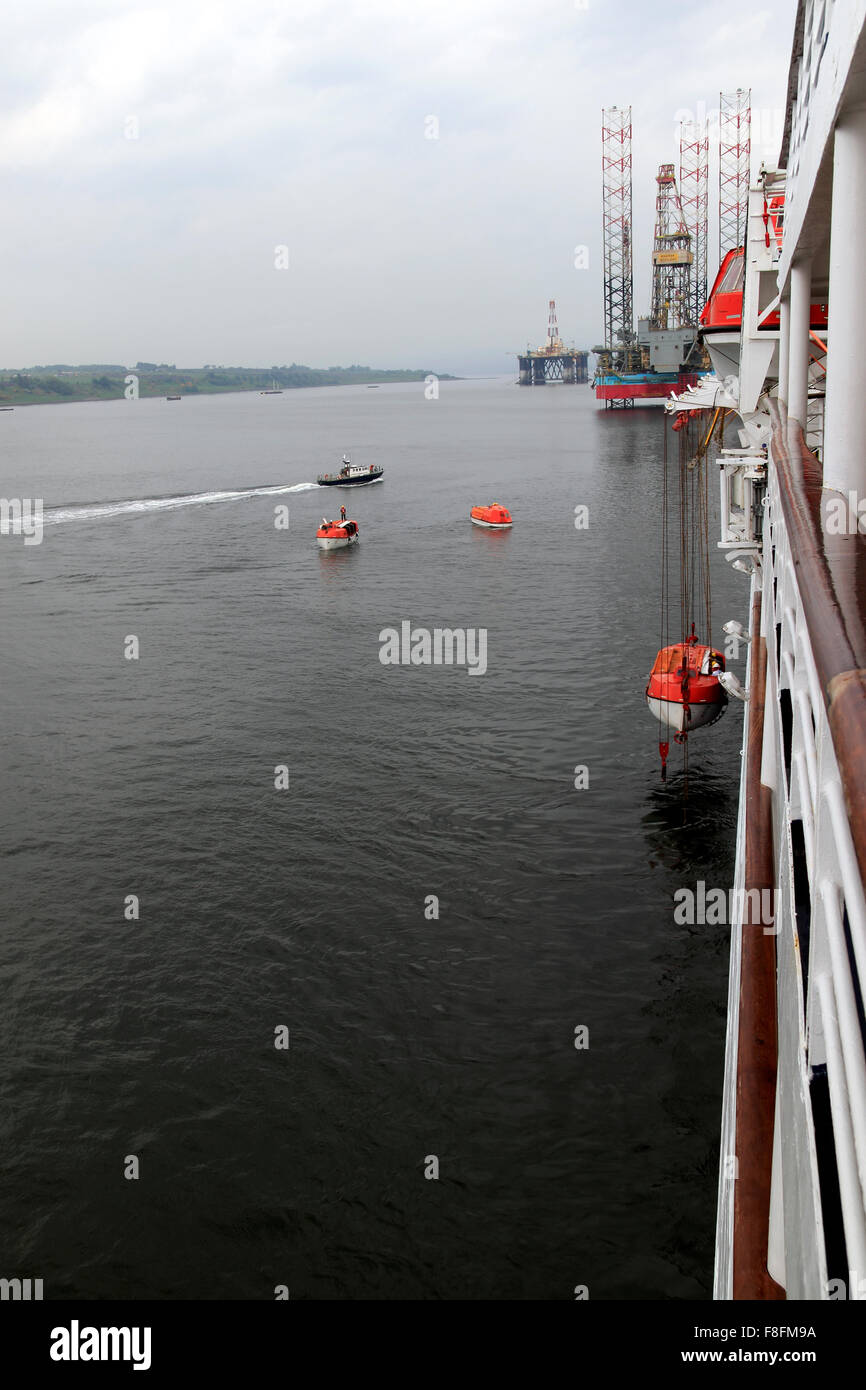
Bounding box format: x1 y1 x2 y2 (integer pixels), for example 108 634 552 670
667 0 866 1301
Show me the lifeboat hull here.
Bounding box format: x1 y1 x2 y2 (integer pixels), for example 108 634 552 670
647 693 727 733
316 532 359 549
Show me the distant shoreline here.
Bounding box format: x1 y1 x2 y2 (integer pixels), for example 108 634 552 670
0 365 460 408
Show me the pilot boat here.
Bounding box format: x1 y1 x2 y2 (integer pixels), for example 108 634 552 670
317 454 384 486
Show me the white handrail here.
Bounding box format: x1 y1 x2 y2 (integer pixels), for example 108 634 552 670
752 445 866 1295
815 971 866 1293
820 880 866 1208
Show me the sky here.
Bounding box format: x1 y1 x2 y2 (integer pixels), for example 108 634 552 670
0 0 797 374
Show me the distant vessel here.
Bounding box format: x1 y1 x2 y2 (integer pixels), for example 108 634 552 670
166 395 181 401
262 379 282 394
470 503 512 529
317 455 384 486
0 406 13 411
316 510 359 549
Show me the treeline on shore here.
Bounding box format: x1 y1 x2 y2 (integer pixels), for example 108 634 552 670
0 363 456 406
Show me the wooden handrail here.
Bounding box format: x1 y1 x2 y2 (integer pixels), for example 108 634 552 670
733 585 785 1300
769 399 866 888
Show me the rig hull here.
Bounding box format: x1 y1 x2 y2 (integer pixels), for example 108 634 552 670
595 371 699 403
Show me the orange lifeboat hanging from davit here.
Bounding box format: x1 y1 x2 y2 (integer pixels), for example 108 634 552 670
646 628 728 779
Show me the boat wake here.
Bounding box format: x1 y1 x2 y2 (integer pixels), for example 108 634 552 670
43 482 320 527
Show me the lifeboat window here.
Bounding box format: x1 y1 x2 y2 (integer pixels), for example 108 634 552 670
718 255 745 294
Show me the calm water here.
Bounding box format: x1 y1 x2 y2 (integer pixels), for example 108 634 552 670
0 379 745 1299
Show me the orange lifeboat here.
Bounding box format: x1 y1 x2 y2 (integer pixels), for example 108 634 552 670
470 503 512 529
646 631 727 776
316 515 360 550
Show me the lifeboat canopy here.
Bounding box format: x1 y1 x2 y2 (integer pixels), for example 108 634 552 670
700 249 746 333
700 197 826 335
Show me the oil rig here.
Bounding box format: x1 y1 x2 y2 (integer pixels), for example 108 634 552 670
594 97 749 407
517 300 589 385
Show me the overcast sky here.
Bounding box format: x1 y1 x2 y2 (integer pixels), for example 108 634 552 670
0 0 796 374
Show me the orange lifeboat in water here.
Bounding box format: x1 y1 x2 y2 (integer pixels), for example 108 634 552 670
470 503 512 529
647 631 728 775
316 515 359 550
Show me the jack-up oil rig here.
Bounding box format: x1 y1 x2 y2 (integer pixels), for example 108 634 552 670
517 300 590 385
594 97 750 407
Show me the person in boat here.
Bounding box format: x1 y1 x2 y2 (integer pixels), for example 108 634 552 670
340 505 346 520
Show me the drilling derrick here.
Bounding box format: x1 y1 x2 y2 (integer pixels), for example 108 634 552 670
600 106 636 406
546 299 563 351
649 164 693 331
679 121 709 324
719 89 751 258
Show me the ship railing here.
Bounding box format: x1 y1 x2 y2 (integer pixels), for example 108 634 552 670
760 400 866 1297
805 385 825 459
